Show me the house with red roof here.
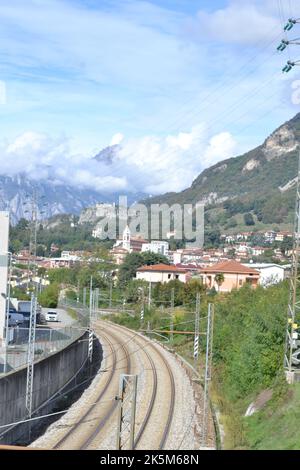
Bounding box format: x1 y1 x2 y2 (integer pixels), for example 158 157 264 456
200 260 260 293
136 264 188 284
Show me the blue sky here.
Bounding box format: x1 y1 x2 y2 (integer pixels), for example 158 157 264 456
0 0 299 195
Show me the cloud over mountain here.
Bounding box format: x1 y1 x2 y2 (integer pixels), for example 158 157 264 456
0 126 239 195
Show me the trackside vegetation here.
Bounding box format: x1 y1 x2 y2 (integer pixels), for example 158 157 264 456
110 280 300 449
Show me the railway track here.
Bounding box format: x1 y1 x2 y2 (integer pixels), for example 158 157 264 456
52 327 131 450
108 322 176 450
37 320 177 450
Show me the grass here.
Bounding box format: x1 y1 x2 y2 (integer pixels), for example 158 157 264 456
66 307 79 321
244 383 300 450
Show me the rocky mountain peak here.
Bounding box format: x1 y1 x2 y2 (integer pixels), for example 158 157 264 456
262 124 298 161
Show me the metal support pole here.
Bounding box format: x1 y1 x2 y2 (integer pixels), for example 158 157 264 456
194 292 200 367
140 287 145 328
88 277 94 362
170 288 175 343
83 287 87 307
109 280 113 308
95 288 99 314
148 281 152 309
285 150 300 374
77 280 80 303
116 374 138 450
25 294 37 418
201 303 214 448
3 252 12 374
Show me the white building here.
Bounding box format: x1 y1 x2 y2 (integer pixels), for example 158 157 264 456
136 264 187 284
244 263 285 287
142 240 169 257
61 251 80 261
0 212 9 341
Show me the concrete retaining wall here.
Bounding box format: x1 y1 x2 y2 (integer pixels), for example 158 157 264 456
0 330 95 445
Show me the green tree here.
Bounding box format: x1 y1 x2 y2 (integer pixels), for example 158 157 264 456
280 236 293 254
38 283 59 308
118 252 169 285
244 213 255 226
215 273 225 292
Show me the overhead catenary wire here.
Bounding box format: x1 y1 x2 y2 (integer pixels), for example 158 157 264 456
145 27 282 137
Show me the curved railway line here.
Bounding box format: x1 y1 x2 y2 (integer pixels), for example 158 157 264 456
34 320 182 450
53 327 131 450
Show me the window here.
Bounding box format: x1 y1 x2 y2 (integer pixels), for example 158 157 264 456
175 275 179 279
168 274 171 279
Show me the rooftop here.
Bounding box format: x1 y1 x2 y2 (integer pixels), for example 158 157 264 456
201 259 260 275
137 263 187 273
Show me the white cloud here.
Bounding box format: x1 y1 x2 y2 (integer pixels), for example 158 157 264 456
0 126 239 195
110 133 124 146
189 1 280 45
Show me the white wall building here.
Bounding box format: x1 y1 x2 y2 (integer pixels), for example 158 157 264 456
136 264 187 284
244 263 285 287
141 240 169 257
0 212 9 341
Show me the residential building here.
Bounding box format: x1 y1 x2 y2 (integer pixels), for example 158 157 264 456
200 259 260 293
264 230 276 244
275 231 293 242
142 241 169 257
136 264 188 284
244 263 285 287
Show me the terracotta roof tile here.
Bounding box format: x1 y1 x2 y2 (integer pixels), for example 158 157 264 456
137 263 187 273
201 259 259 275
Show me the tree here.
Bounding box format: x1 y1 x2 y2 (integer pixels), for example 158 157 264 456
244 213 255 226
118 252 169 285
119 253 144 285
205 229 221 247
280 236 293 255
38 283 59 308
215 273 225 292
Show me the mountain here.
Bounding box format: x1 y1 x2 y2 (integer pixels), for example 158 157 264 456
93 144 120 165
0 173 116 225
146 113 300 232
0 145 147 224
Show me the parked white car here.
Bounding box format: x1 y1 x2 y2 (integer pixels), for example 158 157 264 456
46 311 58 322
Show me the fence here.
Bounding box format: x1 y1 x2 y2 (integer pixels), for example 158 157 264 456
0 302 89 374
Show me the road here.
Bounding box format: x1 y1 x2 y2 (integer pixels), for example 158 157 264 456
41 307 75 328
31 320 215 450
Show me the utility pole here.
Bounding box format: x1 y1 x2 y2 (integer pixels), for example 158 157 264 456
77 280 80 303
116 374 138 450
3 252 12 374
148 281 152 309
140 287 145 328
284 151 300 380
170 288 175 344
83 287 87 307
25 294 37 419
278 17 300 72
109 279 113 308
95 287 99 315
194 292 200 367
24 189 44 425
201 303 214 448
88 277 93 362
